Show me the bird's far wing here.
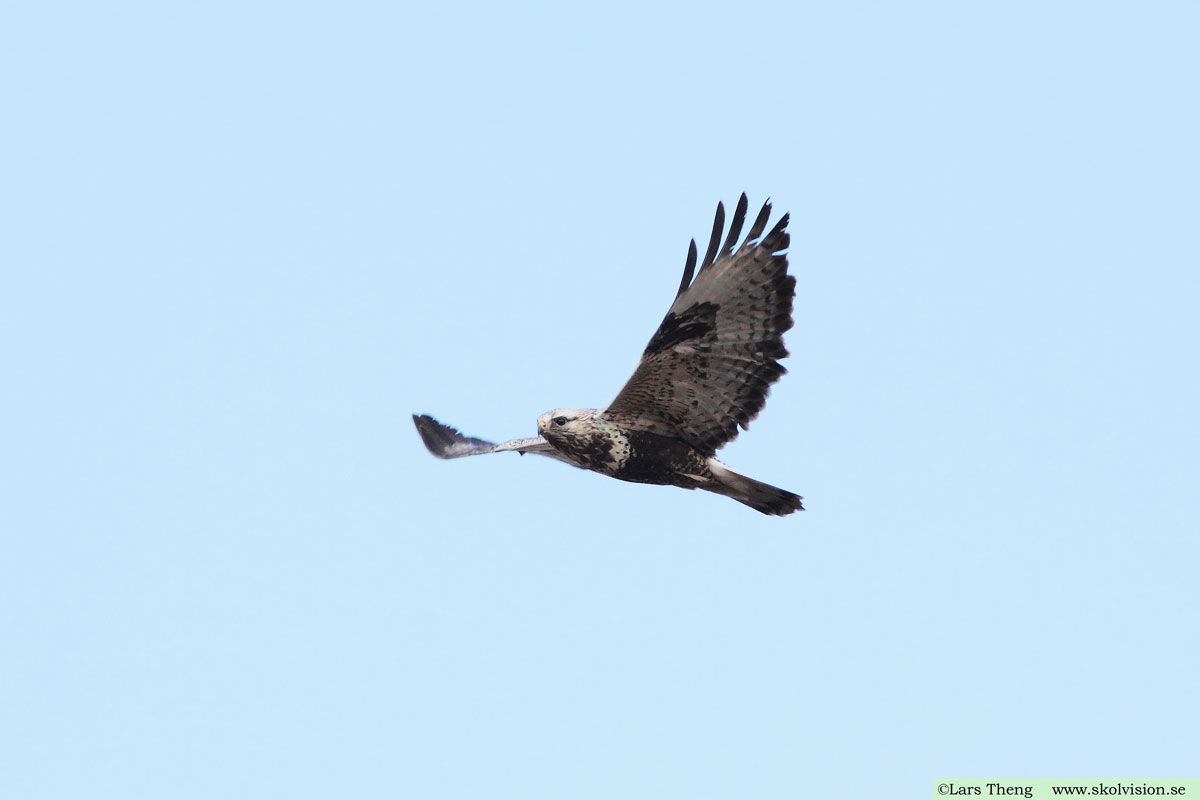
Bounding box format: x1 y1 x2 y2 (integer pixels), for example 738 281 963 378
603 194 794 456
412 414 577 465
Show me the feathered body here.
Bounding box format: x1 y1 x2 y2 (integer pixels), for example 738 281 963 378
413 194 804 516
535 409 710 487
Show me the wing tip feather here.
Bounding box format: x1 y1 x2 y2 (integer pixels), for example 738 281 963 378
700 200 725 269
721 193 749 255
412 413 497 459
676 238 698 298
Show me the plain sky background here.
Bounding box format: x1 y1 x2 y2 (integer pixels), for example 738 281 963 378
2 2 1197 797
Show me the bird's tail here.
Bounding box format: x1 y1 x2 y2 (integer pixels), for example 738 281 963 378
704 459 804 516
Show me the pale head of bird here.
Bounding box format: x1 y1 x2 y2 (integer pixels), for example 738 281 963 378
537 408 598 442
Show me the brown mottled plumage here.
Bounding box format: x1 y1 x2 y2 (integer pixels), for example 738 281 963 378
413 195 803 515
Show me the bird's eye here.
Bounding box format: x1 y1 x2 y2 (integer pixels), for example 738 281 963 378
553 416 568 426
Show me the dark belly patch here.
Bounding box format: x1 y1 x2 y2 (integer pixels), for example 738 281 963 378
614 430 710 487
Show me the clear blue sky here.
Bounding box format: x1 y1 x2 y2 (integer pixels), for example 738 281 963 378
3 2 1197 797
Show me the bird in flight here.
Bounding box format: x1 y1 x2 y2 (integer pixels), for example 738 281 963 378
413 194 803 515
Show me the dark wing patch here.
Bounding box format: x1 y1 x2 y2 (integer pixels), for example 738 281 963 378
643 301 718 357
603 196 794 456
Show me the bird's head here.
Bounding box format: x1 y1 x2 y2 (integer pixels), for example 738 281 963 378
537 409 597 442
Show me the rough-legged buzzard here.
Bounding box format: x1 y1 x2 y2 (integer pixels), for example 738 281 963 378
414 194 803 515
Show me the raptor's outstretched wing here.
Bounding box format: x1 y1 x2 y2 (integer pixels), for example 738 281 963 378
412 414 577 465
604 194 794 457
